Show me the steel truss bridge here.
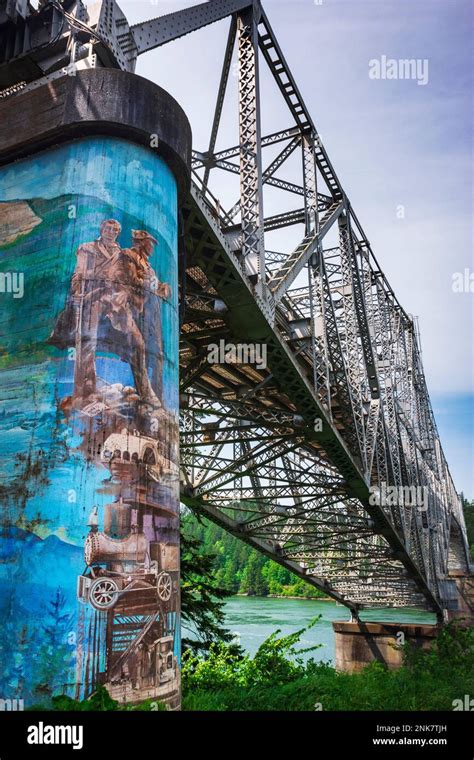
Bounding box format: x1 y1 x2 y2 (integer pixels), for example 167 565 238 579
0 0 471 618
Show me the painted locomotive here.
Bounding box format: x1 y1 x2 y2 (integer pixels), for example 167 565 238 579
77 506 178 612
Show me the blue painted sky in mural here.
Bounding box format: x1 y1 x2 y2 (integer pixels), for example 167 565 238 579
0 136 179 411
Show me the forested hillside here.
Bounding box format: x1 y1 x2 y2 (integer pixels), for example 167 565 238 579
182 510 327 599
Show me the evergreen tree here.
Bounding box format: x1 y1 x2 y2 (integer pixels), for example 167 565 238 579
180 524 237 654
33 587 75 702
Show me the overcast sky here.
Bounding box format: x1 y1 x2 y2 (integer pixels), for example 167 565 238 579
110 0 473 494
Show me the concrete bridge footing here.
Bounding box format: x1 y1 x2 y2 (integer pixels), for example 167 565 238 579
333 621 440 672
446 572 474 623
334 581 474 673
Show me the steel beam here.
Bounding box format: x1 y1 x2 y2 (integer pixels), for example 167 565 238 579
237 5 265 282
131 0 252 54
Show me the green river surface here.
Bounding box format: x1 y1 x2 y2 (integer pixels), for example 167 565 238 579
223 596 436 664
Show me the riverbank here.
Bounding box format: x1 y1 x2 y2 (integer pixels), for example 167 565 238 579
235 592 334 601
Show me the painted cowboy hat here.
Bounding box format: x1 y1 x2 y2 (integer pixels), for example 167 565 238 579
131 229 158 244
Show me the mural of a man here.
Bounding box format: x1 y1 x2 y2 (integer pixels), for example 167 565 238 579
122 230 172 404
49 220 168 408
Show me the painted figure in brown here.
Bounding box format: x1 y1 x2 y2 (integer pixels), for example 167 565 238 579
49 221 165 407
122 230 172 404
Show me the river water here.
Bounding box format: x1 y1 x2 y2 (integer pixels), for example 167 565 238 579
223 596 436 664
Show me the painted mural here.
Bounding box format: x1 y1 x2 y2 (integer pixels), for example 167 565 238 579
0 137 181 709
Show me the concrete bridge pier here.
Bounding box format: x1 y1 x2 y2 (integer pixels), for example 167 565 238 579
0 69 191 709
333 621 440 672
333 577 474 673
446 571 474 623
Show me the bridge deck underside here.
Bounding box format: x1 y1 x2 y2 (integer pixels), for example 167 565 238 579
179 188 468 615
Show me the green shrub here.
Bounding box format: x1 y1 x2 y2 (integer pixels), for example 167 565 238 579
182 617 321 693
182 621 474 711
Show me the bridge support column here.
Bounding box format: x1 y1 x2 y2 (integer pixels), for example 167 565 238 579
333 621 440 672
0 70 191 709
446 572 474 624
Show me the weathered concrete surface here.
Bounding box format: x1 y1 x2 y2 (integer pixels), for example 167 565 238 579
0 68 191 200
447 571 474 624
333 621 440 672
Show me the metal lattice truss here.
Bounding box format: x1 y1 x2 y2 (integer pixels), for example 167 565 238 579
0 0 470 615
177 198 469 615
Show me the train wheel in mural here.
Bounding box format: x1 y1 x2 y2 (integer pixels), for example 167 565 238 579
89 578 120 610
157 572 172 602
